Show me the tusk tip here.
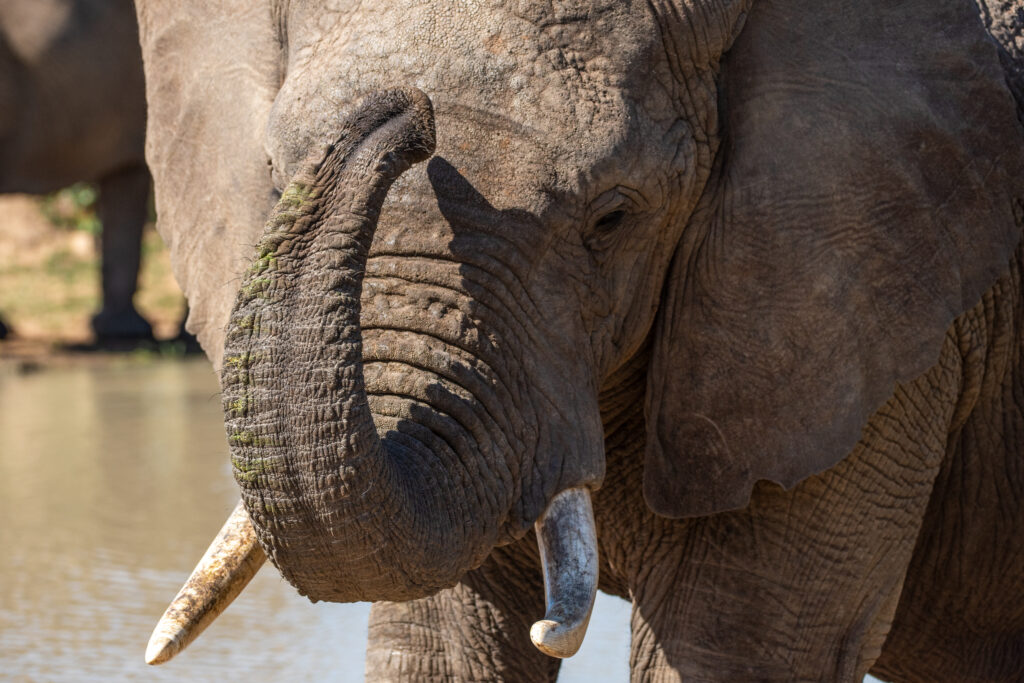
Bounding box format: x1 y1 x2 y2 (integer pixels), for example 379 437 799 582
531 487 598 659
144 629 181 666
530 618 585 658
142 500 266 665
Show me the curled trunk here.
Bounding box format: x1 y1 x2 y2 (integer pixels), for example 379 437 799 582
150 87 604 661
221 88 487 601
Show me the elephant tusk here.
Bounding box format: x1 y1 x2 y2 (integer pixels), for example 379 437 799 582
530 487 599 658
145 500 266 665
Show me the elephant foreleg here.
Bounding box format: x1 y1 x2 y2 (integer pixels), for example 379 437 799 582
365 535 561 683
91 164 152 342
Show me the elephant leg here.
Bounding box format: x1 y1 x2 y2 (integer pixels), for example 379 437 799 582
91 164 153 342
365 535 561 683
0 314 8 340
872 271 1024 683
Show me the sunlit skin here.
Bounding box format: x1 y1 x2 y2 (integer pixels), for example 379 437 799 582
136 0 1024 680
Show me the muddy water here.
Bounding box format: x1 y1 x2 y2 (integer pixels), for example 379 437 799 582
0 358 631 682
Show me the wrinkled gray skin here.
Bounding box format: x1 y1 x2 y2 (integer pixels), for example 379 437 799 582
0 0 152 341
137 0 1024 680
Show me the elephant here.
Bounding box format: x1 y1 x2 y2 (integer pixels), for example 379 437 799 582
0 0 153 342
136 0 1024 680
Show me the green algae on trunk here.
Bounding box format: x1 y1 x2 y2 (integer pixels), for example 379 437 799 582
220 88 495 603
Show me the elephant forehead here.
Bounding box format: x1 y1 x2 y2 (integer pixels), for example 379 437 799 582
266 0 671 189
289 0 646 96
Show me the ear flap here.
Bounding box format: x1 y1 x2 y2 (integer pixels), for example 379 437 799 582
644 0 1024 518
136 1 283 365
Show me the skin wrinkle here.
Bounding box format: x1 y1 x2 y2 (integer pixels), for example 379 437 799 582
360 309 536 444
367 534 562 682
363 258 543 362
135 0 1024 678
380 428 483 557
601 319 971 680
224 90 510 600
362 350 521 467
366 384 494 477
360 287 500 370
408 205 551 342
254 54 630 593
361 329 515 417
363 304 514 383
370 235 538 315
872 243 1024 681
377 408 504 522
364 368 511 492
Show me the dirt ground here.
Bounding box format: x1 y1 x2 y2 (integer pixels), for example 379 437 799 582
0 194 188 366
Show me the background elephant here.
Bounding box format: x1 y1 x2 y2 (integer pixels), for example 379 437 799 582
136 0 1024 680
0 0 152 342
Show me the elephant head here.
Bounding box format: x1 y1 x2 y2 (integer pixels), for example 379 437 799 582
138 0 1024 665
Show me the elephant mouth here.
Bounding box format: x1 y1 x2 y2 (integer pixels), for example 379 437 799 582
144 486 599 664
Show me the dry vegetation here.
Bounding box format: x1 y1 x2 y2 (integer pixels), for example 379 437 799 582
0 193 186 348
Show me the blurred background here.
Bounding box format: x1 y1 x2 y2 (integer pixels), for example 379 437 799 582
0 189 183 345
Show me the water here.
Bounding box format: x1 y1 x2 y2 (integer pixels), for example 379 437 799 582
0 358 631 681
0 358 885 682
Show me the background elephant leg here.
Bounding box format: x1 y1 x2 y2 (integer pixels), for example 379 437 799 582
91 164 153 342
365 535 561 683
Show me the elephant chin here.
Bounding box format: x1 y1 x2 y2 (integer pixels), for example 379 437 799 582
144 487 599 664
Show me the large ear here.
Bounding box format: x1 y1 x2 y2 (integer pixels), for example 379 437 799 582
136 1 283 365
644 0 1024 517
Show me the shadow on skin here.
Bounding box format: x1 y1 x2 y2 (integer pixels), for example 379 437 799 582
427 156 540 241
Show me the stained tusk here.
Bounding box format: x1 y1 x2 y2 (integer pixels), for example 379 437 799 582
145 500 266 665
530 487 599 658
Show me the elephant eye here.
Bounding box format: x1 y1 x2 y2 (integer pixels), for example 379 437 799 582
592 209 626 235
